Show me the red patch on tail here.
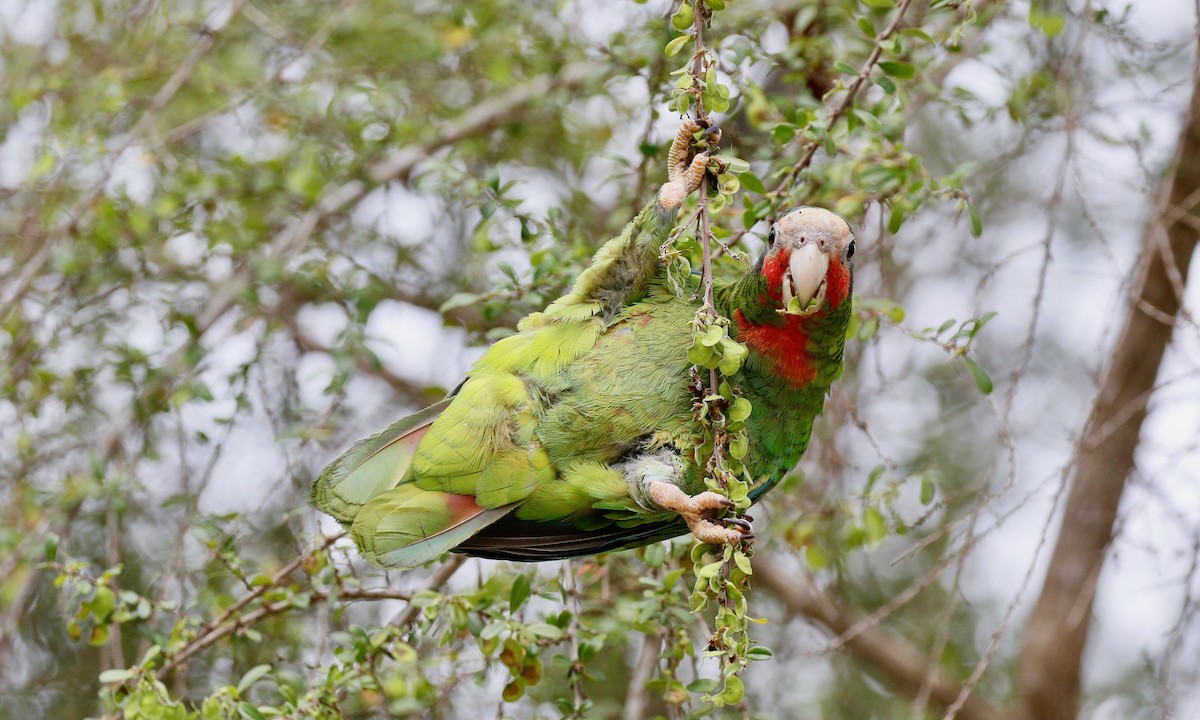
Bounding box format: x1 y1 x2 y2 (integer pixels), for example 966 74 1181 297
446 493 484 523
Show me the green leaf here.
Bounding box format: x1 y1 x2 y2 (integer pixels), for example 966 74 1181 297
696 560 723 579
834 60 859 77
720 675 745 704
1041 14 1066 36
878 61 915 79
738 172 766 195
439 292 480 314
862 0 895 7
864 464 885 494
920 476 936 505
963 357 994 395
98 668 136 684
510 573 532 612
44 532 60 562
688 677 719 693
856 17 877 37
1029 9 1066 37
688 342 717 368
900 27 934 43
772 123 798 143
527 623 564 639
665 34 691 57
409 589 441 608
747 646 773 661
724 157 751 174
873 75 897 94
90 586 116 621
729 397 752 422
718 338 747 375
700 325 725 347
88 624 109 647
236 664 272 694
728 433 748 460
851 108 881 131
970 311 998 339
805 545 830 569
864 507 887 544
238 702 267 720
967 202 983 237
671 3 694 31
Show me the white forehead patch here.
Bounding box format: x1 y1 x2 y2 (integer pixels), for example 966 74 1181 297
778 207 851 239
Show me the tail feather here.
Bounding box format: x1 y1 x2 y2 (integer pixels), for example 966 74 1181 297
455 514 689 562
311 399 451 525
352 485 518 567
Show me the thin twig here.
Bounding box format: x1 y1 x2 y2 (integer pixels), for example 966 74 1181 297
624 633 663 720
562 560 588 717
388 554 467 627
772 0 916 196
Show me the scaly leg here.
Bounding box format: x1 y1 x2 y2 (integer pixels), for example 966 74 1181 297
647 480 753 546
657 121 721 212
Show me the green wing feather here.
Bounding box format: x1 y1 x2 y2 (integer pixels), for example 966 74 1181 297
310 399 450 524
351 485 517 567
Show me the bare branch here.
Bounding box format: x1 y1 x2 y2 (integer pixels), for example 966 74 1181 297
1015 41 1200 720
754 553 1006 720
624 633 663 720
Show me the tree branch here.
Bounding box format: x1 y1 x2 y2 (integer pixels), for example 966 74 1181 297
1015 41 1200 720
754 553 1006 720
772 0 916 195
0 0 250 320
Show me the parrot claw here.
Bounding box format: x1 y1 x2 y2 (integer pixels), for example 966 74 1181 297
646 481 753 547
699 124 722 147
723 516 752 533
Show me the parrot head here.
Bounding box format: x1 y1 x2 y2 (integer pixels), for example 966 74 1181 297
757 207 855 315
730 207 855 386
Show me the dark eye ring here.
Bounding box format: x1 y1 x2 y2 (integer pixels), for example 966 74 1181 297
846 240 856 259
767 226 777 246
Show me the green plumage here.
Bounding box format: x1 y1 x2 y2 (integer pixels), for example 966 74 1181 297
312 196 853 567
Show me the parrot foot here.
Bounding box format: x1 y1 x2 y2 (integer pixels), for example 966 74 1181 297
647 481 754 546
657 120 721 212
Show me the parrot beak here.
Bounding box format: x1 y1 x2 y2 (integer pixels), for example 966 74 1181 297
780 242 829 313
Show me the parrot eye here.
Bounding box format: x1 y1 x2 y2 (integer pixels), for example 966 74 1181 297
767 226 777 246
846 240 856 259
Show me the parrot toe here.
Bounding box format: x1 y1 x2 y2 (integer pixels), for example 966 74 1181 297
646 481 752 547
686 516 754 546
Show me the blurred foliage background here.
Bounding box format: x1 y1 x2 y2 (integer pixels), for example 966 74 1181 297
2 0 1199 718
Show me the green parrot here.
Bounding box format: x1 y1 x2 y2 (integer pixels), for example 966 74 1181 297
312 121 855 567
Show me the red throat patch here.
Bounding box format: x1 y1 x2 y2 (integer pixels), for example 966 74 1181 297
734 309 816 386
